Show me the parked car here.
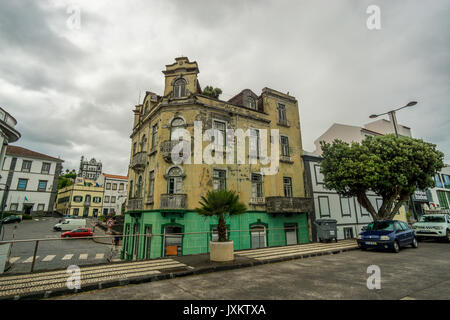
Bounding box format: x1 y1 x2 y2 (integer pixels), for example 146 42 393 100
412 214 450 241
61 228 93 238
357 220 418 253
1 215 21 224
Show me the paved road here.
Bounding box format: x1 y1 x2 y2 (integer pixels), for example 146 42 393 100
1 218 118 274
56 241 450 300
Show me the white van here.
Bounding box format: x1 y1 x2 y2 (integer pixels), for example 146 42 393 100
54 219 86 231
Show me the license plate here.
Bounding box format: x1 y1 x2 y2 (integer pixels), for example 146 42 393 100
365 241 377 245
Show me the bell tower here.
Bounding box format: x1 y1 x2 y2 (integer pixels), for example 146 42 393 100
162 57 200 97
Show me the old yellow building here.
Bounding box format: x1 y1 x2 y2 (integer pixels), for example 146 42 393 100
56 178 104 217
123 57 313 260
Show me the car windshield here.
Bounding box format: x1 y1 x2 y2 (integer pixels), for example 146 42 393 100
366 221 394 231
419 216 445 223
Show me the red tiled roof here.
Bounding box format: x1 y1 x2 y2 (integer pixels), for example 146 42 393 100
6 145 64 162
103 173 128 180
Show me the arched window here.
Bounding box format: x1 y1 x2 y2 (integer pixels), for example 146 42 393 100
140 134 147 152
173 78 187 98
170 117 186 141
247 96 257 110
136 175 143 198
167 167 183 194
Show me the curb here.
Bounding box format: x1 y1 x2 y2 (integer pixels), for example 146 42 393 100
5 246 359 300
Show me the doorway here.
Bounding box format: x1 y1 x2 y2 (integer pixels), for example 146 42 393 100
23 204 34 215
251 225 267 249
163 225 182 257
285 224 298 245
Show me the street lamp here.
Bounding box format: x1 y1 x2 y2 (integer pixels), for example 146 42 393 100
369 101 417 137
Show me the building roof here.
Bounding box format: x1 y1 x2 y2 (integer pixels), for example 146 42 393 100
6 145 64 162
103 173 128 180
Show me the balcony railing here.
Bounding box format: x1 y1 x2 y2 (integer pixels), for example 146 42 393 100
265 196 313 214
130 151 147 171
250 197 266 205
160 194 187 209
280 155 293 163
161 140 190 162
127 198 143 211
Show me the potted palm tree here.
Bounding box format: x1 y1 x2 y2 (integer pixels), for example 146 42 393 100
195 190 247 262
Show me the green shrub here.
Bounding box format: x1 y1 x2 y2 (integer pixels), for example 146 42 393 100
98 215 107 222
22 215 33 220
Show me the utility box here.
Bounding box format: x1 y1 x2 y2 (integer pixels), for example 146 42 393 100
314 219 338 242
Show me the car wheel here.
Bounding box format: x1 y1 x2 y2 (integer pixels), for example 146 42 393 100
411 237 418 248
393 240 400 253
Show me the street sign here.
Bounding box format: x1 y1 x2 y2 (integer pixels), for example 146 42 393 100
106 218 114 227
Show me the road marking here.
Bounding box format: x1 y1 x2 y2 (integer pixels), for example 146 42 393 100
22 256 39 263
42 255 56 262
9 257 20 264
62 254 73 260
95 253 104 260
79 254 88 260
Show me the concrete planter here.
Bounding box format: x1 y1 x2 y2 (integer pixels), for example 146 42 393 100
0 243 11 274
210 240 234 262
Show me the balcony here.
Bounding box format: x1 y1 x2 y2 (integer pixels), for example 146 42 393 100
160 194 187 209
280 155 293 163
277 119 290 127
127 198 143 211
130 151 147 171
161 140 190 162
266 197 313 214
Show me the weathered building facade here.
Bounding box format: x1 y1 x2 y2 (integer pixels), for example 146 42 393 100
122 57 313 260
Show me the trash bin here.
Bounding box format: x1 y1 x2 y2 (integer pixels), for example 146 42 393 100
314 219 338 243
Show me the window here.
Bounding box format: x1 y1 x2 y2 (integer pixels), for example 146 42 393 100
73 196 83 202
38 180 48 192
129 181 133 199
436 191 449 209
119 183 124 191
111 196 116 203
149 171 155 197
277 103 287 121
340 197 352 217
360 203 370 216
173 78 187 98
213 169 226 191
21 160 32 172
10 203 18 211
37 204 45 211
133 142 137 155
167 167 183 194
17 179 28 190
247 96 257 110
314 165 324 184
249 128 260 158
112 183 117 190
213 120 227 149
251 173 263 198
151 123 158 150
41 162 51 174
434 173 443 188
73 208 79 216
104 196 110 203
280 136 290 157
171 118 186 141
93 197 101 203
318 196 331 217
283 177 292 197
136 175 143 198
442 174 450 189
140 134 147 152
85 195 91 204
400 221 410 230
106 183 111 190
376 198 383 211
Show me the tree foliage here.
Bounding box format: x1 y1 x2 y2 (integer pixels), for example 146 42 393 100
320 134 444 221
57 172 77 189
202 86 223 99
195 190 247 242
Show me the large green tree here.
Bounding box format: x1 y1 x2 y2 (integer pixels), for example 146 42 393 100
195 190 246 242
320 134 444 221
202 86 223 99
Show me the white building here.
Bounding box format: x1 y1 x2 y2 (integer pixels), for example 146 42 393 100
0 107 21 173
303 152 376 240
78 156 102 181
428 165 450 212
0 146 63 215
96 173 128 215
313 118 412 155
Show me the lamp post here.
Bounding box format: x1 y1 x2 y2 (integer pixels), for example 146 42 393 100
369 101 417 137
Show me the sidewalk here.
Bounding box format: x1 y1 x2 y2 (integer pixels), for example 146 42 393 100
0 240 358 300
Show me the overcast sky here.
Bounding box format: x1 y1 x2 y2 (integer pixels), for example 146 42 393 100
1 0 449 175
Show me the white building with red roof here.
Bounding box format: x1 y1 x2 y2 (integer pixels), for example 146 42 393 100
96 173 128 215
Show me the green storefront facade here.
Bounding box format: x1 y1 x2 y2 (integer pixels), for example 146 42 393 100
121 210 310 261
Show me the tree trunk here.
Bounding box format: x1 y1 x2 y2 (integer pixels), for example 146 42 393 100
217 213 227 242
387 194 410 220
357 192 378 221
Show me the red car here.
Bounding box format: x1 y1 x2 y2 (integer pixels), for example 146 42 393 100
61 228 93 238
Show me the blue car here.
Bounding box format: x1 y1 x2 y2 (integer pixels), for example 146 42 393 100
357 220 418 253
